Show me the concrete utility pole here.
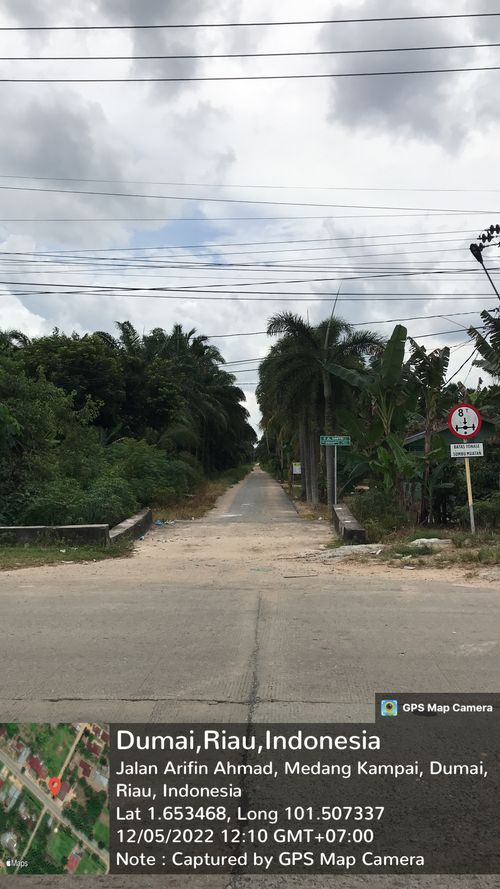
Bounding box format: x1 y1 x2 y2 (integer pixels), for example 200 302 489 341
470 225 500 302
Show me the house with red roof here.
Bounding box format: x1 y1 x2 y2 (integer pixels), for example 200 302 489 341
79 760 92 779
66 851 81 873
27 756 48 780
86 740 102 757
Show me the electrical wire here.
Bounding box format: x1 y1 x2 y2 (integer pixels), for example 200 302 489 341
0 174 498 196
7 227 480 254
446 349 479 383
2 65 500 82
206 308 495 337
1 182 498 213
0 13 497 30
2 42 499 61
1 242 478 264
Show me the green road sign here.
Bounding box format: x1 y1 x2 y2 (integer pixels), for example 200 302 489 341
320 435 351 446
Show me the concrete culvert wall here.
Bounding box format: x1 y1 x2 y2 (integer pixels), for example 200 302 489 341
332 504 367 544
0 524 110 546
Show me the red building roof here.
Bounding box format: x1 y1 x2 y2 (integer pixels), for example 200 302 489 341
79 760 92 778
66 852 80 873
27 756 48 779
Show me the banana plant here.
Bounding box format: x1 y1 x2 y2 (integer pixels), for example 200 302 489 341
327 325 417 438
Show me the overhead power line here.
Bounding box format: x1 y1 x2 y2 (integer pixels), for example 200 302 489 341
15 233 478 257
206 309 496 337
223 324 485 362
0 174 497 195
0 13 498 30
2 276 496 299
446 349 478 383
0 182 496 214
2 42 498 61
1 243 474 265
2 65 500 82
0 213 489 222
6 228 479 254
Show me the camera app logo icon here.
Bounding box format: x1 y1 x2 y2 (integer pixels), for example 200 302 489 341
381 699 398 717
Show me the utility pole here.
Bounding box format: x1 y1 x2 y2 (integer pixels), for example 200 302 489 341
470 225 500 302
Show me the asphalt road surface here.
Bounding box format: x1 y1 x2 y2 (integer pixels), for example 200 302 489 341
1 467 498 888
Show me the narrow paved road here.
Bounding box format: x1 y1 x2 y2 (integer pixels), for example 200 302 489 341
1 467 498 888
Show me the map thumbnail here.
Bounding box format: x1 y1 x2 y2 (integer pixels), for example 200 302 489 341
0 723 109 874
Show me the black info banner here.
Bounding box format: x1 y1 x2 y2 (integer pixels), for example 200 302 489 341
109 694 499 875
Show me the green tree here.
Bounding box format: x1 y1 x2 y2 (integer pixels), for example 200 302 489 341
264 313 383 507
408 341 450 523
21 331 125 429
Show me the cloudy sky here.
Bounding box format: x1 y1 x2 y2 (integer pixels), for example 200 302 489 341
1 0 500 430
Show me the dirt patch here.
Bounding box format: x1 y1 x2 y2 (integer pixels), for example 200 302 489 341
288 544 500 587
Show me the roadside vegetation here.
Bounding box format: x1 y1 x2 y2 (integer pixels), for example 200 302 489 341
0 321 255 525
256 309 500 562
0 321 255 569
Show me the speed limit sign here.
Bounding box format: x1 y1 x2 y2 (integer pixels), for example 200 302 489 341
447 403 482 440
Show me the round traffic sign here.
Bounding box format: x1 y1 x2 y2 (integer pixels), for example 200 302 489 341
447 403 482 440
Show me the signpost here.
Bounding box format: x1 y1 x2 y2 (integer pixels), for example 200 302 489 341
320 435 351 446
450 443 484 459
320 435 352 506
447 403 483 534
292 462 302 476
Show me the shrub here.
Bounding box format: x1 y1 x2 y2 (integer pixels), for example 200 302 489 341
106 438 200 505
22 479 86 525
348 489 410 532
79 476 138 526
456 492 500 530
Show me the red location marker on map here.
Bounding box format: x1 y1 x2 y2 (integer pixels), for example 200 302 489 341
47 777 61 797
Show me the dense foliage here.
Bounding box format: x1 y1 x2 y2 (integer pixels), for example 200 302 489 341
0 322 256 525
257 313 500 529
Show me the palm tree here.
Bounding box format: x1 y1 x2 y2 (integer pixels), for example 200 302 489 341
468 310 500 379
265 312 383 509
0 330 32 351
257 336 320 500
94 321 255 469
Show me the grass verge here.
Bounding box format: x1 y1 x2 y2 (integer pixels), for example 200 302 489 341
0 538 132 571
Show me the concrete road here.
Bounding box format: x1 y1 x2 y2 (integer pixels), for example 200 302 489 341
0 467 498 888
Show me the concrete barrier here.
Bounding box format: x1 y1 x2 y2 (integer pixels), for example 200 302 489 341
0 524 110 546
0 508 153 548
109 508 152 543
332 503 367 544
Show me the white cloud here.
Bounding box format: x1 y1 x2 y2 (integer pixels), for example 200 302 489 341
0 0 498 430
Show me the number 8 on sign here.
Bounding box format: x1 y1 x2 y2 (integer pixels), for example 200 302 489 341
447 403 482 440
